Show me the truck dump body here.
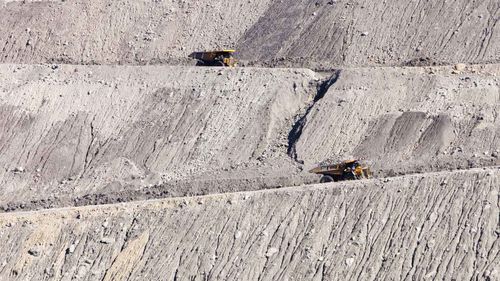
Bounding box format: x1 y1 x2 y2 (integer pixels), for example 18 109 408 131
189 50 237 67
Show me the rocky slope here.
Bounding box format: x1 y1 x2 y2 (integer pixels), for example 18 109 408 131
0 167 498 280
1 64 499 211
238 0 500 67
1 0 498 66
0 0 271 64
294 64 500 175
0 64 318 208
1 0 499 279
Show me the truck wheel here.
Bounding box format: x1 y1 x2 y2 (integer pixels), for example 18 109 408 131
343 172 356 181
320 175 334 183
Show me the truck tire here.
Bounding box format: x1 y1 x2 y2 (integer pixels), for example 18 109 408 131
320 175 334 183
342 172 356 181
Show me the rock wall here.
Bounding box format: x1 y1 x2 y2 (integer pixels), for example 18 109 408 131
0 168 498 280
0 0 271 64
1 0 498 66
238 0 500 66
0 64 317 205
295 64 500 175
1 64 499 209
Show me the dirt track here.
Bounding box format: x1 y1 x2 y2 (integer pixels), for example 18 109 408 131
1 0 499 279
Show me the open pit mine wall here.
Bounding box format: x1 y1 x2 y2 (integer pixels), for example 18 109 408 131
238 0 500 66
294 65 500 175
0 0 273 64
0 168 498 280
0 0 499 66
1 64 499 210
0 64 318 204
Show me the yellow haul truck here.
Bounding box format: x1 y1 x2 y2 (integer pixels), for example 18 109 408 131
189 50 238 67
309 160 371 183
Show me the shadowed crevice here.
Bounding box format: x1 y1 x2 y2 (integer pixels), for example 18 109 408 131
287 70 342 162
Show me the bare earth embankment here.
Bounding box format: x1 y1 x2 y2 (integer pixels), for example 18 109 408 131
0 64 318 209
0 0 498 67
0 0 499 279
0 168 498 280
0 64 499 211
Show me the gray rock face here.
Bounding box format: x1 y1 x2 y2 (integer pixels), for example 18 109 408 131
0 0 272 64
295 65 500 175
0 0 498 66
0 64 317 208
0 0 499 279
1 64 499 211
238 0 500 66
0 168 498 280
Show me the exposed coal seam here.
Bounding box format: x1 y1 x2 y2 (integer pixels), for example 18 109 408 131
287 70 342 163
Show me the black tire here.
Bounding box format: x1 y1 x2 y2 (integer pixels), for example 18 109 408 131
343 172 356 181
320 175 334 183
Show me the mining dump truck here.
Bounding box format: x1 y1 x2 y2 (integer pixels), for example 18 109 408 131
189 50 237 67
309 160 371 183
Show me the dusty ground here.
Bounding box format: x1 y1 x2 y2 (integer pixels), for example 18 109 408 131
0 0 499 280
